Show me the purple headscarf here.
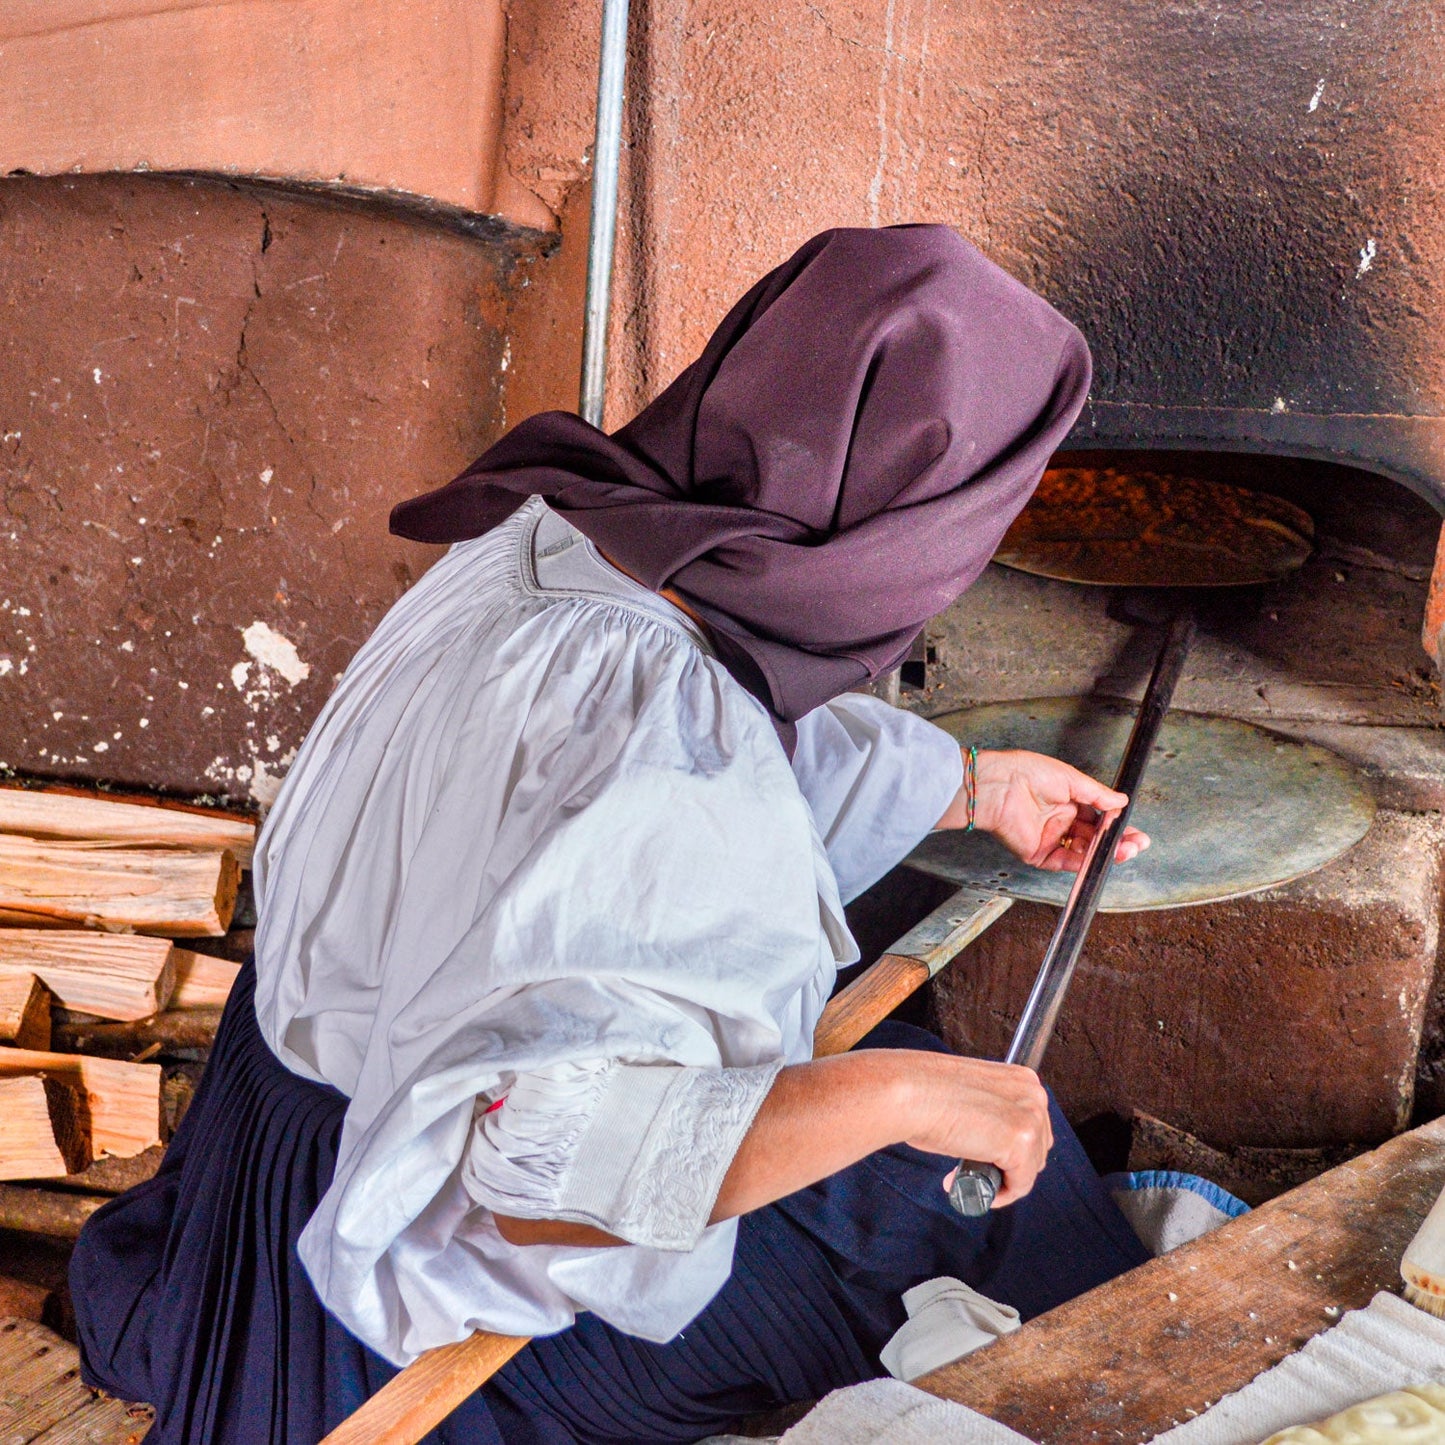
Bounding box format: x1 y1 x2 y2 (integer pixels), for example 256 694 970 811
392 225 1090 734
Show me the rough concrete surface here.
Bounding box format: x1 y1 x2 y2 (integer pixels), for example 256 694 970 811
928 808 1445 1150
0 174 522 801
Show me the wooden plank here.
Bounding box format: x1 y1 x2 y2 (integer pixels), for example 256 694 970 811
0 838 238 937
0 784 256 869
0 934 174 1022
0 1317 96 1438
917 1115 1445 1443
0 975 50 1050
0 1052 160 1158
168 951 240 1010
0 1078 90 1180
27 1393 151 1444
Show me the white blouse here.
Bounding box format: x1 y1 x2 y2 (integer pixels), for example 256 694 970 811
251 498 963 1364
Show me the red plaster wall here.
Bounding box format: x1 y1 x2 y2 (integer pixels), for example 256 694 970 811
0 175 519 802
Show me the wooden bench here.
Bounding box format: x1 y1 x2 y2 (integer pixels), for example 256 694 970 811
0 1316 152 1443
915 1115 1445 1443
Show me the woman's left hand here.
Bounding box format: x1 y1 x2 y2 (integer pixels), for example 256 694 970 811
936 748 1150 872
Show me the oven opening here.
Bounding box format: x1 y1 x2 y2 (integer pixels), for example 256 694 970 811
860 448 1445 1205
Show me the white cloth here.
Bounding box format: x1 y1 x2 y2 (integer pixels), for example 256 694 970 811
251 498 962 1363
775 1377 1033 1444
1151 1291 1445 1444
879 1276 1020 1383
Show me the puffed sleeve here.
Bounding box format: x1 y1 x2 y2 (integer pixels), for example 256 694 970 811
791 693 964 901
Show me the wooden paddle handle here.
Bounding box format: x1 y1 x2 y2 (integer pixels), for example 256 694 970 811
812 953 929 1058
322 1331 530 1445
319 885 1010 1444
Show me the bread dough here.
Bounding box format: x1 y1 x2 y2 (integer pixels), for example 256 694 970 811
1260 1382 1445 1443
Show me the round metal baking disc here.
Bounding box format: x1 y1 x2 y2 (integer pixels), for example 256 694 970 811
906 698 1375 911
994 466 1315 588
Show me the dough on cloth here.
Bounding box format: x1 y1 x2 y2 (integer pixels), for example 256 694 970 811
1259 1382 1445 1443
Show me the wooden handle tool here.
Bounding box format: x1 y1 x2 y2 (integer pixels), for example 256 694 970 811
320 883 1008 1444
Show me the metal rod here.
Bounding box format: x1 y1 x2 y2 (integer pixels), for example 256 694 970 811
949 609 1196 1216
579 0 630 427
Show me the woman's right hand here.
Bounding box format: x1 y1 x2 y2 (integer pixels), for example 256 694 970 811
896 1051 1053 1208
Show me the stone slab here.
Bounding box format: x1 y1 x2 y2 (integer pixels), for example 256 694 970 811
927 808 1445 1148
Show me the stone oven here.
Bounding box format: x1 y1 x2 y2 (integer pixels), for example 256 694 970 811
884 0 1445 1183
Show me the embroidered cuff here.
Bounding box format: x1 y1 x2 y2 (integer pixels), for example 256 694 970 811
463 1059 782 1251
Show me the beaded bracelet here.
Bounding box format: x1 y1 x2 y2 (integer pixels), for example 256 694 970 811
965 745 978 832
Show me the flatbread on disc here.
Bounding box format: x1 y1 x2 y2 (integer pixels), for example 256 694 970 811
995 466 1315 588
906 698 1374 912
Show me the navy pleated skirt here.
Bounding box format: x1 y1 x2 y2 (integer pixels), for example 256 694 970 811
71 963 1148 1444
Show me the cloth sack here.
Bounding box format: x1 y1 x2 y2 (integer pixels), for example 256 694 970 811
1105 1170 1251 1257
879 1276 1021 1383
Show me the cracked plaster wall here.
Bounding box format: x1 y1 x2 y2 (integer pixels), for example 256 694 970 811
0 174 518 802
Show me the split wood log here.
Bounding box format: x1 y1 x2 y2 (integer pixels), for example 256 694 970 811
0 931 175 1020
0 782 257 867
321 885 1005 1445
53 1007 223 1061
51 1142 164 1196
170 949 241 1009
0 837 239 936
0 1050 161 1157
0 1077 90 1179
0 974 50 1050
0 1183 108 1238
0 1273 55 1322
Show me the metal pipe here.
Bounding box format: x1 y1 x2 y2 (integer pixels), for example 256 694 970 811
579 0 631 427
948 609 1197 1216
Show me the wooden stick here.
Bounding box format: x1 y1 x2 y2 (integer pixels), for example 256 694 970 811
813 890 1012 1058
0 975 50 1050
321 1332 531 1445
0 932 176 1020
321 884 1005 1445
0 1050 161 1157
53 1006 223 1061
0 782 257 868
169 949 241 1009
0 1182 108 1238
0 837 239 936
0 1077 91 1179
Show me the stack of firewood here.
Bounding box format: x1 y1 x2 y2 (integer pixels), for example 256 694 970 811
0 783 254 1241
